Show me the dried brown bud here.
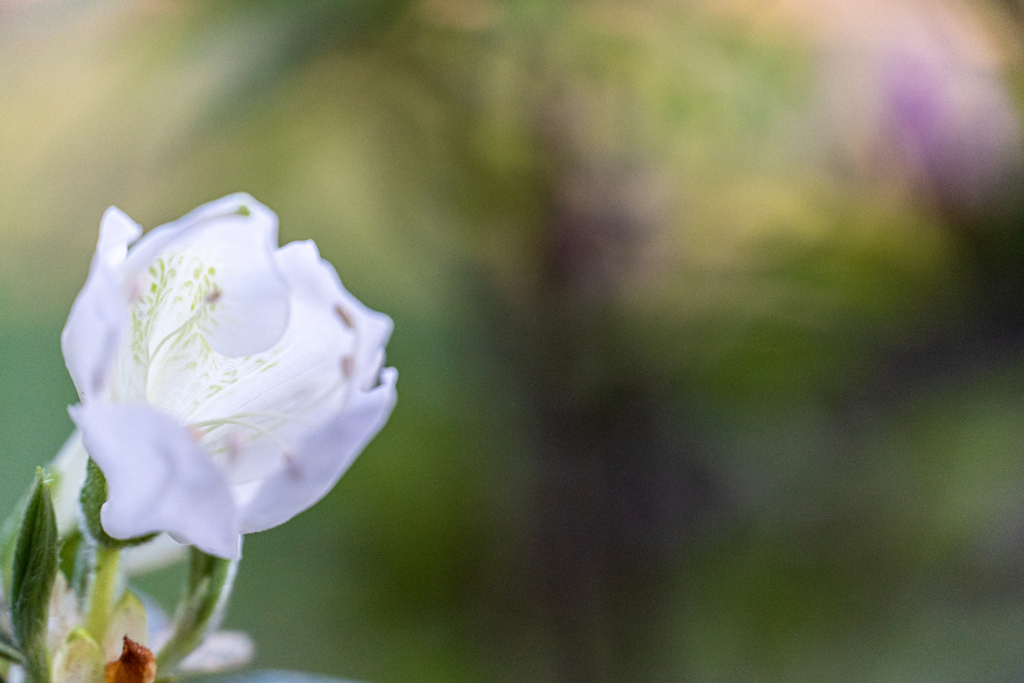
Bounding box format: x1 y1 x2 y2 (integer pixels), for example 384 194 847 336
105 637 156 683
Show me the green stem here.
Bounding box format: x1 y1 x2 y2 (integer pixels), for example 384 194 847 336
83 545 120 643
156 549 236 675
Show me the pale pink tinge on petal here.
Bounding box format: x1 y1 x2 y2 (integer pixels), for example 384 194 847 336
238 367 397 534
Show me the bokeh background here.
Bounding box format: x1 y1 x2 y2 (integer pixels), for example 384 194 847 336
2 0 1024 681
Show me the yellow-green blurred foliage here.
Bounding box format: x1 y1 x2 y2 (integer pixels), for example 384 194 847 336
2 1 1024 681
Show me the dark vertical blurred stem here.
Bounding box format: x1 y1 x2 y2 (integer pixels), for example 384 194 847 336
507 159 719 683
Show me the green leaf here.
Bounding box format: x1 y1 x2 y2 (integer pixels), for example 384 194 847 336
79 460 157 548
2 464 69 600
11 471 59 683
156 547 238 675
0 489 31 600
0 630 24 665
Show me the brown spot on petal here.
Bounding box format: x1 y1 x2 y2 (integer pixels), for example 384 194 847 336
105 637 156 683
205 288 223 305
283 452 303 478
334 304 354 329
341 355 355 379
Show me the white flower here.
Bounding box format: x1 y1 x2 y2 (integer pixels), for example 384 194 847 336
61 194 397 559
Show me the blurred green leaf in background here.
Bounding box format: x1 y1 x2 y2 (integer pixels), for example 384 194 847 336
1 0 1024 682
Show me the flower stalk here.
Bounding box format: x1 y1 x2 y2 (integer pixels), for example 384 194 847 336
82 546 119 646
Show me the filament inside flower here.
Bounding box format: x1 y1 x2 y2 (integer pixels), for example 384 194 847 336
190 416 294 458
114 220 361 483
146 288 221 369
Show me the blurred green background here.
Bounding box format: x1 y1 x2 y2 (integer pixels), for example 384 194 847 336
2 0 1024 681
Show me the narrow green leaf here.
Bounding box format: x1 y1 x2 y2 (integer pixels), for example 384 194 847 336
2 464 68 600
0 630 24 664
0 490 30 600
79 460 156 548
11 471 59 683
156 547 237 675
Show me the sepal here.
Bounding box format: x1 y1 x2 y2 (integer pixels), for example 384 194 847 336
102 593 147 662
79 461 156 549
11 471 59 683
155 548 237 674
1 492 30 601
51 629 104 683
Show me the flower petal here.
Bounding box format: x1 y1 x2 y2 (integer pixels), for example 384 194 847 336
126 194 290 360
175 242 369 484
60 208 140 401
70 403 241 559
177 631 254 674
238 367 397 534
96 207 142 269
275 240 393 390
177 288 353 484
121 194 268 275
194 219 289 358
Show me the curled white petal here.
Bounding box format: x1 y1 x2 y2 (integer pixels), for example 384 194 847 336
193 220 289 357
127 196 289 360
121 194 273 275
70 403 241 559
239 367 397 534
275 240 393 390
61 208 140 401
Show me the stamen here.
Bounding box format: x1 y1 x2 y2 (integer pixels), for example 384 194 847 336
334 304 354 329
273 324 364 420
190 417 293 458
226 431 244 463
230 411 317 426
283 451 302 478
148 288 221 363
